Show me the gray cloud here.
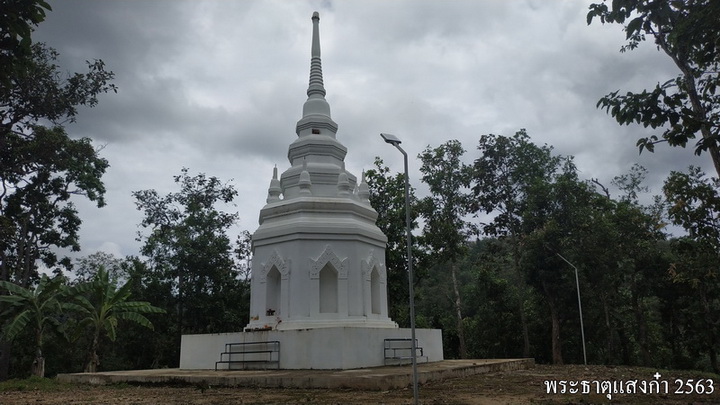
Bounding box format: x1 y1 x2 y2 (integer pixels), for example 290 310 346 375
29 0 714 259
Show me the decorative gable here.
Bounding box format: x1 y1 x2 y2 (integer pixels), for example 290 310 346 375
259 249 290 282
309 245 348 279
361 249 386 282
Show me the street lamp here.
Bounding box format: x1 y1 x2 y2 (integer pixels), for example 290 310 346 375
556 253 587 365
380 133 419 405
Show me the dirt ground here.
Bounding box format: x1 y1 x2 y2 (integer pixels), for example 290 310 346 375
1 364 719 404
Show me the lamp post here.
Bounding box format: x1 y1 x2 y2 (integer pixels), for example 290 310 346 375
380 133 419 405
556 253 587 365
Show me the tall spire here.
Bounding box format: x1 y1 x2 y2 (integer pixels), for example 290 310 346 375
297 11 337 134
308 11 325 98
284 10 350 198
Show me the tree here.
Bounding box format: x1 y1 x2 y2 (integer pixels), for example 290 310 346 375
1 2 114 380
471 130 594 364
470 129 563 358
0 0 52 86
364 158 423 325
133 168 249 342
1 41 116 287
65 266 164 373
588 0 720 177
663 167 720 372
73 252 127 284
0 274 66 377
418 140 475 358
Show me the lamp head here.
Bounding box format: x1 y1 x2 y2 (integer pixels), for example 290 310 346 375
380 133 402 145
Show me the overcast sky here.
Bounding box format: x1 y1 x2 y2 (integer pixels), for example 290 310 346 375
31 0 712 261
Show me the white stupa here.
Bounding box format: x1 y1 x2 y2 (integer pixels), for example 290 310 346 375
180 12 442 370
244 11 396 331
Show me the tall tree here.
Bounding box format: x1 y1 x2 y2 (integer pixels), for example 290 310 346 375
364 158 423 325
133 168 249 343
471 130 590 364
1 0 114 381
1 42 116 286
663 167 720 372
587 0 720 177
418 140 475 358
470 129 562 358
520 165 589 365
73 252 127 284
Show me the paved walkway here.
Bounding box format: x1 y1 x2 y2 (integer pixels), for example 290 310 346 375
57 359 534 390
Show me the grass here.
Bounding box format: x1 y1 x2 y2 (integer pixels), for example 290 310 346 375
0 375 133 393
0 376 68 392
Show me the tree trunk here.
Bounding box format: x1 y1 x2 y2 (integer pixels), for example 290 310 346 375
542 280 563 365
601 294 615 363
85 332 100 373
0 251 8 282
700 288 719 373
656 34 720 178
549 301 563 365
512 246 531 358
0 341 11 381
631 278 651 365
616 327 632 365
450 263 467 359
31 347 44 378
519 301 531 358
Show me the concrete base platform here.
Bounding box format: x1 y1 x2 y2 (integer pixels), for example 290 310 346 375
180 327 443 370
57 358 534 390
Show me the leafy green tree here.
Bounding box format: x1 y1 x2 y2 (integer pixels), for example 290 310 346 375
470 130 563 358
364 157 423 325
587 0 720 177
471 130 602 364
1 42 116 287
0 275 66 377
133 168 250 345
520 166 590 365
110 256 179 369
663 167 720 372
418 140 475 358
664 166 720 244
0 0 52 86
73 252 127 284
2 1 113 380
65 266 164 373
462 238 543 360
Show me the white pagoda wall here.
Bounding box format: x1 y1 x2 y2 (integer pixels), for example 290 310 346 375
246 238 396 331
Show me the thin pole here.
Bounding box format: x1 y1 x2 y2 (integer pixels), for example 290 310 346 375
395 143 419 405
556 253 587 365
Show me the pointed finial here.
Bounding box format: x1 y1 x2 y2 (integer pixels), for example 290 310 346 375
267 166 282 203
295 9 338 135
337 170 350 197
299 157 312 196
358 170 370 202
307 11 326 98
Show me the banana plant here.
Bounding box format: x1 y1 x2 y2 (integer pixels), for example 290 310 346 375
0 275 67 377
65 266 164 373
